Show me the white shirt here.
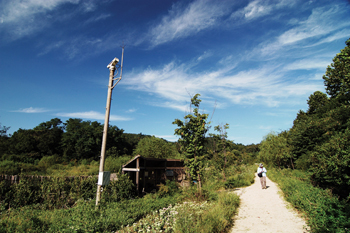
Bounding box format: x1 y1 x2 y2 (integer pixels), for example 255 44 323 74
257 167 267 177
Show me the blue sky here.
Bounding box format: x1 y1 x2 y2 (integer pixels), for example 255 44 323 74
1 0 350 145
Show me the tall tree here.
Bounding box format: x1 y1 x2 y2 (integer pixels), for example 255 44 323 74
61 119 103 160
33 118 64 156
306 91 329 115
173 94 210 192
0 123 10 156
323 38 350 104
9 129 40 163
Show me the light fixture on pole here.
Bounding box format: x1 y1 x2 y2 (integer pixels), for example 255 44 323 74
96 47 124 206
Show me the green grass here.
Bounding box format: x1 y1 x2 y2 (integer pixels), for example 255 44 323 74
268 168 350 233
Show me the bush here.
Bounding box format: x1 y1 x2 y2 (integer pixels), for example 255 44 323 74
0 160 20 174
104 173 135 202
37 155 59 170
157 180 179 197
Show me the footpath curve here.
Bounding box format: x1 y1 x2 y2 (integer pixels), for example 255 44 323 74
231 174 308 233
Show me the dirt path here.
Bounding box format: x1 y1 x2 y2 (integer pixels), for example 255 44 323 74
231 174 308 233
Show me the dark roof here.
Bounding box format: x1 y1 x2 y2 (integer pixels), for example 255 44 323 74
122 155 184 169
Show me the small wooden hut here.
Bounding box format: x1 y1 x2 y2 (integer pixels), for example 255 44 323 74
122 155 186 195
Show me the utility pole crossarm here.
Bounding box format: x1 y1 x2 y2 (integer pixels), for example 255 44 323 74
112 47 124 89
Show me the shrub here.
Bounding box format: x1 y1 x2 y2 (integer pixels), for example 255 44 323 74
104 173 135 202
37 155 59 170
157 180 179 197
0 160 20 174
224 164 255 189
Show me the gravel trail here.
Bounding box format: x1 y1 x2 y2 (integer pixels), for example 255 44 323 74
231 174 308 233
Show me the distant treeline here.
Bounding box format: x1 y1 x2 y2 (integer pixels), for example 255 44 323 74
0 118 259 175
0 118 150 164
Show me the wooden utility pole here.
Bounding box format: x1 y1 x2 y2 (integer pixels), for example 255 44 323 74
96 47 124 206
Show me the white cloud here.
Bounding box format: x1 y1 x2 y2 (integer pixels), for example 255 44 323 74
147 0 232 47
0 0 80 40
84 13 111 25
197 51 213 61
124 57 321 109
0 0 106 41
260 6 350 56
56 111 132 121
13 107 50 113
0 0 78 24
126 108 137 113
230 0 296 21
38 40 66 56
242 0 273 19
310 29 350 47
283 58 331 71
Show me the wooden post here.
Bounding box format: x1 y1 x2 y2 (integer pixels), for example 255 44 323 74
136 157 140 194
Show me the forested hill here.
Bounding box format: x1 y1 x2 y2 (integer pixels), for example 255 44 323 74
259 38 350 199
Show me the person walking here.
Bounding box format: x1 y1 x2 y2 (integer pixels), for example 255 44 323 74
257 163 267 189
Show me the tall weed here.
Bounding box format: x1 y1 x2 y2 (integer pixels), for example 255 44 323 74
119 191 240 233
0 193 179 232
0 173 135 210
224 164 255 189
268 168 350 232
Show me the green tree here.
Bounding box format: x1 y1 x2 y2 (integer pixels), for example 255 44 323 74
259 131 293 169
122 133 148 155
173 94 210 192
106 125 125 157
33 118 64 156
61 118 126 161
0 123 10 137
323 38 350 104
209 123 231 180
306 91 329 115
9 129 40 163
133 136 178 159
61 119 103 160
0 123 10 156
310 128 350 198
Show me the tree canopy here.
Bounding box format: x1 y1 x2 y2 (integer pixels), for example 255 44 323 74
323 38 350 103
133 136 178 159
